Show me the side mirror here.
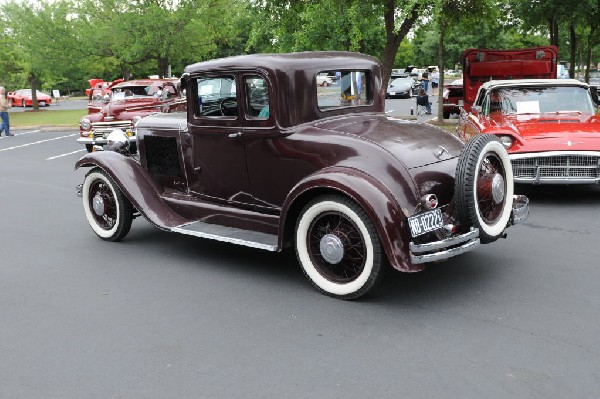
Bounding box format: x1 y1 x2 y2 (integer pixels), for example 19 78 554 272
471 105 482 115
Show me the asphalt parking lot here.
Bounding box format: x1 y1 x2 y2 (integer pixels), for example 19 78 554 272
0 125 599 398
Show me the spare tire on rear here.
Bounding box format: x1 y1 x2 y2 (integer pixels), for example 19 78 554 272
454 135 514 244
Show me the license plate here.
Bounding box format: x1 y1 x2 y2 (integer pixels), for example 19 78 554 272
408 208 443 237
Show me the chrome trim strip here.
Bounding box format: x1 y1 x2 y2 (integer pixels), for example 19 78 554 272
171 226 278 251
509 151 600 159
514 177 600 184
410 227 479 254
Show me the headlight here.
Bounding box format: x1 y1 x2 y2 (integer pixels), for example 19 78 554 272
81 118 91 130
132 115 142 127
498 135 514 149
105 128 130 154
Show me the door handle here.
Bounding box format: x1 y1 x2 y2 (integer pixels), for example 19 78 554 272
228 132 242 138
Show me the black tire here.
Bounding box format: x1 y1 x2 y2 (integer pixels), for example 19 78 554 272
443 111 450 119
82 168 134 241
455 135 514 244
85 144 94 153
295 195 384 300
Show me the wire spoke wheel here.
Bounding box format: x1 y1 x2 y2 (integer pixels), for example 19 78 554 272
307 211 367 283
295 195 383 300
82 168 133 241
455 135 514 243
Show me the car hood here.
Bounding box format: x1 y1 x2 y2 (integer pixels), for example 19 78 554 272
105 98 162 116
316 114 464 169
487 113 600 152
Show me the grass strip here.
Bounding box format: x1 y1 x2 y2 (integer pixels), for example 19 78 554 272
9 109 86 128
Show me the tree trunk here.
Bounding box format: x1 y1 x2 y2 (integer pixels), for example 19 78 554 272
28 72 39 111
437 20 446 121
569 22 577 79
548 17 559 47
158 57 170 78
379 0 421 89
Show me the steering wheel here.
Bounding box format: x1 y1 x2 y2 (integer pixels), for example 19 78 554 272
219 97 237 116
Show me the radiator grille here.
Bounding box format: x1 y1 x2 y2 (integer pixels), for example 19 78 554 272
512 154 600 182
144 136 182 177
91 121 132 139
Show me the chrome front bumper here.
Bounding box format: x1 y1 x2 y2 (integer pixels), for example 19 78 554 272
409 194 529 264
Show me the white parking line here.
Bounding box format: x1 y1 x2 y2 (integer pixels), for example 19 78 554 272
0 133 78 153
47 149 86 160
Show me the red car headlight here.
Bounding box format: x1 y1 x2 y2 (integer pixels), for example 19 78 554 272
498 135 514 149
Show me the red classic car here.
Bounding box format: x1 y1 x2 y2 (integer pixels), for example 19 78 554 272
458 79 600 184
77 78 186 152
7 89 52 107
75 52 529 300
442 79 463 119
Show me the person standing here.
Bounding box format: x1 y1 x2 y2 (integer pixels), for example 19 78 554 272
421 71 429 95
0 87 12 136
430 68 439 96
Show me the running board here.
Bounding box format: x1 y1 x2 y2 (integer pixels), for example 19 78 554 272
171 221 278 251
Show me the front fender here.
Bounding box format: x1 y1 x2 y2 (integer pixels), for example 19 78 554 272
75 151 187 230
280 167 422 272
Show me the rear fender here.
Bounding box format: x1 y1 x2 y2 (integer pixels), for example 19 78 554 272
280 167 421 272
75 152 187 230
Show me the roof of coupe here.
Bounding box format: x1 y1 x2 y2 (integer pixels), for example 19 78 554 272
184 51 380 75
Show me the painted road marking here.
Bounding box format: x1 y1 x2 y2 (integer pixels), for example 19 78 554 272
47 149 86 160
0 133 78 153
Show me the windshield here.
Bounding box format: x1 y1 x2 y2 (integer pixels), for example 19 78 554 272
111 84 166 100
486 86 595 115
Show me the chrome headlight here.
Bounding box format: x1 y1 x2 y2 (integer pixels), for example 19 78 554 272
80 118 91 131
132 115 142 127
106 128 130 153
498 135 514 149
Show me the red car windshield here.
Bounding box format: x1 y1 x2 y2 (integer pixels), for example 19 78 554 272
487 86 595 115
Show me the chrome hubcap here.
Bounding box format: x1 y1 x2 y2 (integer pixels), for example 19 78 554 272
491 173 505 204
92 194 105 216
319 234 344 264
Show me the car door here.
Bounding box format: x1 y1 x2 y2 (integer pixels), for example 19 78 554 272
184 74 253 208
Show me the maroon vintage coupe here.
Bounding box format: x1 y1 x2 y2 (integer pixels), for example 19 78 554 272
75 52 529 300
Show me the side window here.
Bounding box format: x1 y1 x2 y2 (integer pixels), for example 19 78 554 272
244 76 269 119
317 70 372 110
196 75 237 118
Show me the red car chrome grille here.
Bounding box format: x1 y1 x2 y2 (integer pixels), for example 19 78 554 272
512 154 600 183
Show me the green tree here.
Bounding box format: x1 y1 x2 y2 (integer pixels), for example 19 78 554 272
1 0 85 108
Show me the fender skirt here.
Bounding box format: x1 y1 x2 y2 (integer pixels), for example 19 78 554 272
75 152 188 230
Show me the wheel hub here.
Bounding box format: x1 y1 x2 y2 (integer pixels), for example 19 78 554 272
319 234 344 264
92 194 105 216
491 173 505 204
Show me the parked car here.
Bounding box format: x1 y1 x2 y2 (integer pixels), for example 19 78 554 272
316 73 333 86
442 79 463 119
77 78 186 152
586 70 600 104
385 77 414 98
75 52 529 300
458 79 600 184
7 89 52 107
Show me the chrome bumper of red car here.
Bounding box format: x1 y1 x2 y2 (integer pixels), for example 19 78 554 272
410 195 529 264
